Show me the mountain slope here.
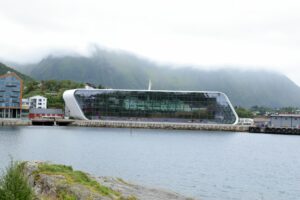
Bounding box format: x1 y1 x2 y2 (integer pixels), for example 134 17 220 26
0 62 33 82
12 48 300 108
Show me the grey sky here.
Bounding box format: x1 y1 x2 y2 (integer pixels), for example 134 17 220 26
1 0 300 84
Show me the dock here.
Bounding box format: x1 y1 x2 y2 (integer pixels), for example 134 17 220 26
249 126 300 135
1 118 300 135
31 119 75 126
0 119 249 132
72 120 249 132
0 119 31 126
9 118 300 134
0 119 74 126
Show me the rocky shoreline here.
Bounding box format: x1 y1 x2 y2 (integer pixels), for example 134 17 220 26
23 161 195 200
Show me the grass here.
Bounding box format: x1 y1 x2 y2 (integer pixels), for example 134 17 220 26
0 160 34 200
117 178 131 186
0 161 137 200
36 163 121 198
123 195 137 200
57 190 77 200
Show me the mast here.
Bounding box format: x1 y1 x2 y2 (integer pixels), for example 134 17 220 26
148 79 152 91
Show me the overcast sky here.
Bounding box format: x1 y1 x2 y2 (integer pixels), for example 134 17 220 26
1 0 300 84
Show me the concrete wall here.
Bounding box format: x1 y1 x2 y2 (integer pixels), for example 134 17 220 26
72 120 249 132
0 119 31 126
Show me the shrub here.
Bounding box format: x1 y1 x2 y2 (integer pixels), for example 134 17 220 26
0 160 34 200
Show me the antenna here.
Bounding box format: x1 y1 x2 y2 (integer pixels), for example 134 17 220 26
148 79 152 91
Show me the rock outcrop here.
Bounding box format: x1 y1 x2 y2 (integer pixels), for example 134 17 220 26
23 161 195 200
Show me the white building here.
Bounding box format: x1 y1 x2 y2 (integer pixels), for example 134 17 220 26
270 114 300 128
238 118 254 126
63 88 238 124
22 98 30 108
29 95 47 109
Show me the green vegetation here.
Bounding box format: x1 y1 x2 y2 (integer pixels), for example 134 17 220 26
57 190 77 200
0 62 33 83
23 80 86 108
250 106 274 116
249 106 300 116
13 47 300 108
23 80 105 109
0 160 34 200
0 62 85 109
6 49 300 108
236 107 254 118
0 161 138 200
117 178 131 186
277 106 299 114
36 163 121 198
123 196 137 200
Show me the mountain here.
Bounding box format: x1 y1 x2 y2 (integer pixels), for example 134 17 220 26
0 62 33 82
11 48 300 108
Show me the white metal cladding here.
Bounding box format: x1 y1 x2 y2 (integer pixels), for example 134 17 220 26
63 89 239 124
63 89 88 120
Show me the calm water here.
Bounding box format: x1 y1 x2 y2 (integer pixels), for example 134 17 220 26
0 126 299 200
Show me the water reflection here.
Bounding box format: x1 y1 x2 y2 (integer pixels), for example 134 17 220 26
0 126 299 200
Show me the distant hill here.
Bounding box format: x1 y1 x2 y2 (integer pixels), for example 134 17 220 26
0 62 33 82
11 48 300 108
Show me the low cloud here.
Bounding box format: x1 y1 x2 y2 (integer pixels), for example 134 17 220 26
0 0 300 84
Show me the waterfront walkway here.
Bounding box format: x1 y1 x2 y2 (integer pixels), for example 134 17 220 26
0 119 249 132
72 120 249 132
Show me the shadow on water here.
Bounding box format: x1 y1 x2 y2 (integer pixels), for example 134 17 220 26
0 126 23 132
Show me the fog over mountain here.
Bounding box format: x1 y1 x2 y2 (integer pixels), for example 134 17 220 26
10 48 300 108
2 0 300 85
0 62 33 82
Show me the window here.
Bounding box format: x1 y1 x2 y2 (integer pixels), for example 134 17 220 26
74 90 237 124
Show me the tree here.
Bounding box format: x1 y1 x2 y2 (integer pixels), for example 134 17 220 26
24 81 39 94
23 80 88 108
236 107 254 118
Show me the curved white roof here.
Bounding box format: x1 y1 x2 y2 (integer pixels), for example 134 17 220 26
63 89 238 124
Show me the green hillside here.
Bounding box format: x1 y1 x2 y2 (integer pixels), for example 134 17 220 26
0 62 33 82
13 48 300 108
0 62 88 108
23 80 85 108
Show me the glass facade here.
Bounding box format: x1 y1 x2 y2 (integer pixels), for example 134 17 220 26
0 73 22 118
74 90 237 124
